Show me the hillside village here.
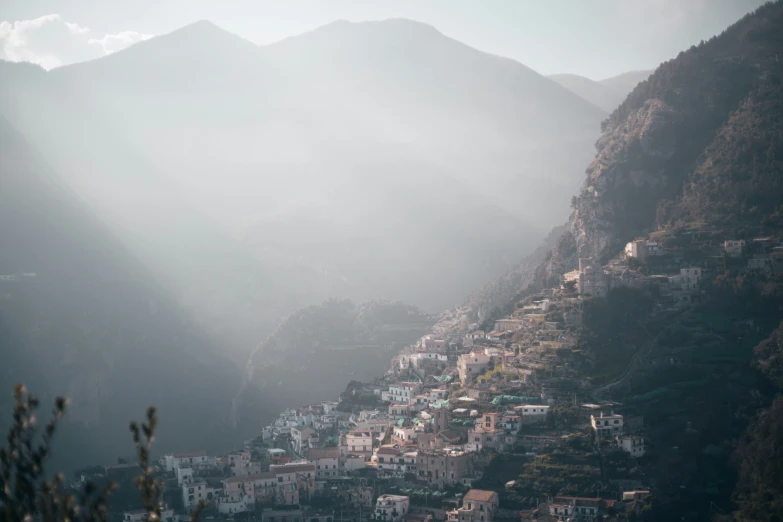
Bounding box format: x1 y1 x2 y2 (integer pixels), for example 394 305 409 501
72 231 783 522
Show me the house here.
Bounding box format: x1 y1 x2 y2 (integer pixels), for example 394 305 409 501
322 401 339 414
373 494 410 522
228 450 251 476
389 403 411 420
218 493 251 515
625 240 647 262
393 426 418 444
548 496 608 522
375 445 417 477
468 413 504 451
382 382 423 403
679 267 702 291
291 426 319 456
724 240 746 257
162 450 208 472
577 258 609 297
415 448 474 488
591 413 624 438
175 466 194 486
499 414 521 433
622 490 650 501
457 352 492 384
429 388 448 401
345 430 374 458
616 435 645 457
182 481 209 510
308 447 340 478
514 405 550 422
423 337 448 354
465 389 490 402
458 489 499 522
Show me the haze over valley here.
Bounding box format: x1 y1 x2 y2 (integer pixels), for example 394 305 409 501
3 4 783 520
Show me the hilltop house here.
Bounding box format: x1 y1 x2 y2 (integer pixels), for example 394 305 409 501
591 413 624 438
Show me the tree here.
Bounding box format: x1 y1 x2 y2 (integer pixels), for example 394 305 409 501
0 384 204 522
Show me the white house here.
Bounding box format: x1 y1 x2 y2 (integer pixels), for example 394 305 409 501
175 466 194 486
616 435 645 457
182 481 208 510
373 494 410 522
382 382 423 403
591 413 624 438
163 450 208 472
514 405 550 422
724 240 746 257
322 401 339 414
429 388 448 401
345 430 374 458
292 426 319 456
218 493 250 515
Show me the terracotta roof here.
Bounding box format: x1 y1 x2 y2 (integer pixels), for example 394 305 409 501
308 447 339 460
463 489 498 502
173 450 207 458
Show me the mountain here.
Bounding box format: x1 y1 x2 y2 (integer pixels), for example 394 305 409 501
485 3 783 517
0 18 606 325
548 74 624 112
548 70 654 113
231 299 432 433
570 4 783 261
0 115 240 470
262 19 607 225
598 69 654 96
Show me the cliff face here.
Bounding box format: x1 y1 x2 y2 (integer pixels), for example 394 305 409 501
565 1 783 265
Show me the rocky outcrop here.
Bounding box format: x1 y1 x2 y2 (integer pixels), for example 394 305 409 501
570 99 681 262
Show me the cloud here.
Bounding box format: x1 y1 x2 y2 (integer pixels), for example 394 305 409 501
89 31 152 55
0 14 152 70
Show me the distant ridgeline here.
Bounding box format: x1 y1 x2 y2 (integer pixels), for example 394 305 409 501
231 299 433 437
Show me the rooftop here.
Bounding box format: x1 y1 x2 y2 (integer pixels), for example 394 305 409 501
463 489 498 502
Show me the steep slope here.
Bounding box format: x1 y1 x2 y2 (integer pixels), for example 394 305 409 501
548 73 624 112
598 69 654 95
0 116 240 469
570 3 783 261
484 4 783 517
262 19 607 225
232 299 432 434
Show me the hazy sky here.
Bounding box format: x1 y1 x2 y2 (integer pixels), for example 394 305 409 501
1 0 768 78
